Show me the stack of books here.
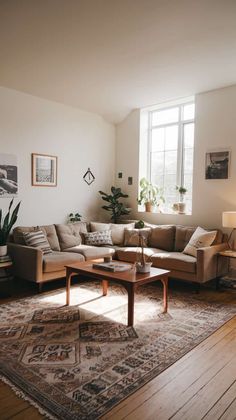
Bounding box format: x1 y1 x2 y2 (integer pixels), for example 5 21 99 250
0 255 12 264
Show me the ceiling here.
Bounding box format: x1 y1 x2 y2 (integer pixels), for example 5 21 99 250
0 0 236 124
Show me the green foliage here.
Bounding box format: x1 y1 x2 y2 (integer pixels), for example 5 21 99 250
176 185 187 201
138 178 165 206
99 186 131 223
135 220 145 229
68 212 82 223
0 199 21 246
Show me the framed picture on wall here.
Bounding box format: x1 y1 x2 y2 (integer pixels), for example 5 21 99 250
205 150 230 180
0 153 18 196
32 153 57 187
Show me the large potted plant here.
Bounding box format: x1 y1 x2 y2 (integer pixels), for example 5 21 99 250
99 187 131 223
138 177 164 212
0 199 21 256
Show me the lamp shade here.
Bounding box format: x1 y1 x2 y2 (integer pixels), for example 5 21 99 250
222 211 236 228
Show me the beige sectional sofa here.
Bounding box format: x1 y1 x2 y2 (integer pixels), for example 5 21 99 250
8 221 228 290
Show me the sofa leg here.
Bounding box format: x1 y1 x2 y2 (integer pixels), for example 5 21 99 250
38 283 43 293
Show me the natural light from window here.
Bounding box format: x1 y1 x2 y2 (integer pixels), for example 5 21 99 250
139 98 195 214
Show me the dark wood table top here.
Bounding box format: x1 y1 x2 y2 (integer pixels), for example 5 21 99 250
65 260 170 284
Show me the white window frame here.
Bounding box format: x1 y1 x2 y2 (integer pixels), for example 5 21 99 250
140 97 195 214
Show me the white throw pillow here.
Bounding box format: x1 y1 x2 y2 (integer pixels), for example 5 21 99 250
84 230 113 246
183 227 217 257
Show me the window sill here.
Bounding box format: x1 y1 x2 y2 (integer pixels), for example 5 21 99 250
138 210 192 216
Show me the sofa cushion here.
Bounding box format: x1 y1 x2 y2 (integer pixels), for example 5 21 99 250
148 225 176 251
110 223 135 245
90 222 111 232
116 247 158 263
55 222 88 251
43 251 84 273
90 222 135 245
63 244 115 260
124 228 151 247
174 225 196 251
13 225 60 251
151 251 196 273
183 226 217 257
23 230 52 255
84 230 113 246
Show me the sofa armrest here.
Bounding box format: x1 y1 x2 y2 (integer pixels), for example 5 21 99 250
196 242 229 283
8 243 43 282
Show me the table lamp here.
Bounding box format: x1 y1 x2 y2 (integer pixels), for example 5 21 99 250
222 211 236 251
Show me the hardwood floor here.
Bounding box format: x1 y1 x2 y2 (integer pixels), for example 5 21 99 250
0 279 235 420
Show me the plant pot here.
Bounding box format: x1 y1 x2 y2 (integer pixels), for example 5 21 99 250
178 202 186 214
136 262 152 273
0 245 7 257
145 202 153 212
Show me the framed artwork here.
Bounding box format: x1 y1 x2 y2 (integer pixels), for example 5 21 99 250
32 153 57 187
0 153 18 197
205 150 230 180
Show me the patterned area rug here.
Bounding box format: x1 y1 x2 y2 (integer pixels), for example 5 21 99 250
0 281 235 419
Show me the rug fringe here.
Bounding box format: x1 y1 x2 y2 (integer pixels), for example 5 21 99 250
0 374 57 420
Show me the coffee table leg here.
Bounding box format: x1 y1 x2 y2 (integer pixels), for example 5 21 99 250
66 271 73 306
102 280 108 296
127 284 135 327
161 275 168 313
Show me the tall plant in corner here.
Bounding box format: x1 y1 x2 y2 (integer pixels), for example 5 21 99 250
99 187 131 223
0 199 21 256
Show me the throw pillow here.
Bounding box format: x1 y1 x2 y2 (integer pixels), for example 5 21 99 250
23 230 53 255
124 228 151 247
110 223 135 245
183 226 217 257
84 230 113 246
148 225 176 251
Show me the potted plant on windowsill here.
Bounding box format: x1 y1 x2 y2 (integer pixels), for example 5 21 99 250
0 199 21 256
176 185 187 214
138 177 164 212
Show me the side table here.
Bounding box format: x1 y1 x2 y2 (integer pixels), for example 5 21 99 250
217 250 236 289
0 261 13 299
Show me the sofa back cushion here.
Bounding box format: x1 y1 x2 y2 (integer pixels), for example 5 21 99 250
13 224 60 251
55 222 88 251
148 225 176 251
175 225 223 251
174 225 197 251
90 222 135 245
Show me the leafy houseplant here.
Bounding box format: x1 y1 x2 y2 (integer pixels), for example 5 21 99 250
99 187 131 223
68 212 82 223
175 185 188 214
176 185 187 202
0 199 21 256
138 177 164 212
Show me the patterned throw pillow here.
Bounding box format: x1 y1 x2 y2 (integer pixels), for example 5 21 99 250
23 230 53 255
183 226 217 257
84 230 113 246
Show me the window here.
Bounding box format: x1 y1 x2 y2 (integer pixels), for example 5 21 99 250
140 98 195 214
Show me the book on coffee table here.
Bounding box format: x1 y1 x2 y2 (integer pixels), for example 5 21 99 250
92 262 132 272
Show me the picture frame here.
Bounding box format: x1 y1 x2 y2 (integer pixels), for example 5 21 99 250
205 150 230 180
32 153 57 187
0 153 18 197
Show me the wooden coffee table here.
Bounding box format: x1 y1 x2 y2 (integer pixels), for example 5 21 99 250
65 261 170 326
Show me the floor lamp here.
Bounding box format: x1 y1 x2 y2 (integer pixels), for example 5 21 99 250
222 211 236 251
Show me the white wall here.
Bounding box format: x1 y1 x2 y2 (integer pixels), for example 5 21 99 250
0 87 115 226
116 85 236 231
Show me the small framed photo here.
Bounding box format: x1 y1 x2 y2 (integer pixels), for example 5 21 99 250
205 150 230 180
32 153 57 187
